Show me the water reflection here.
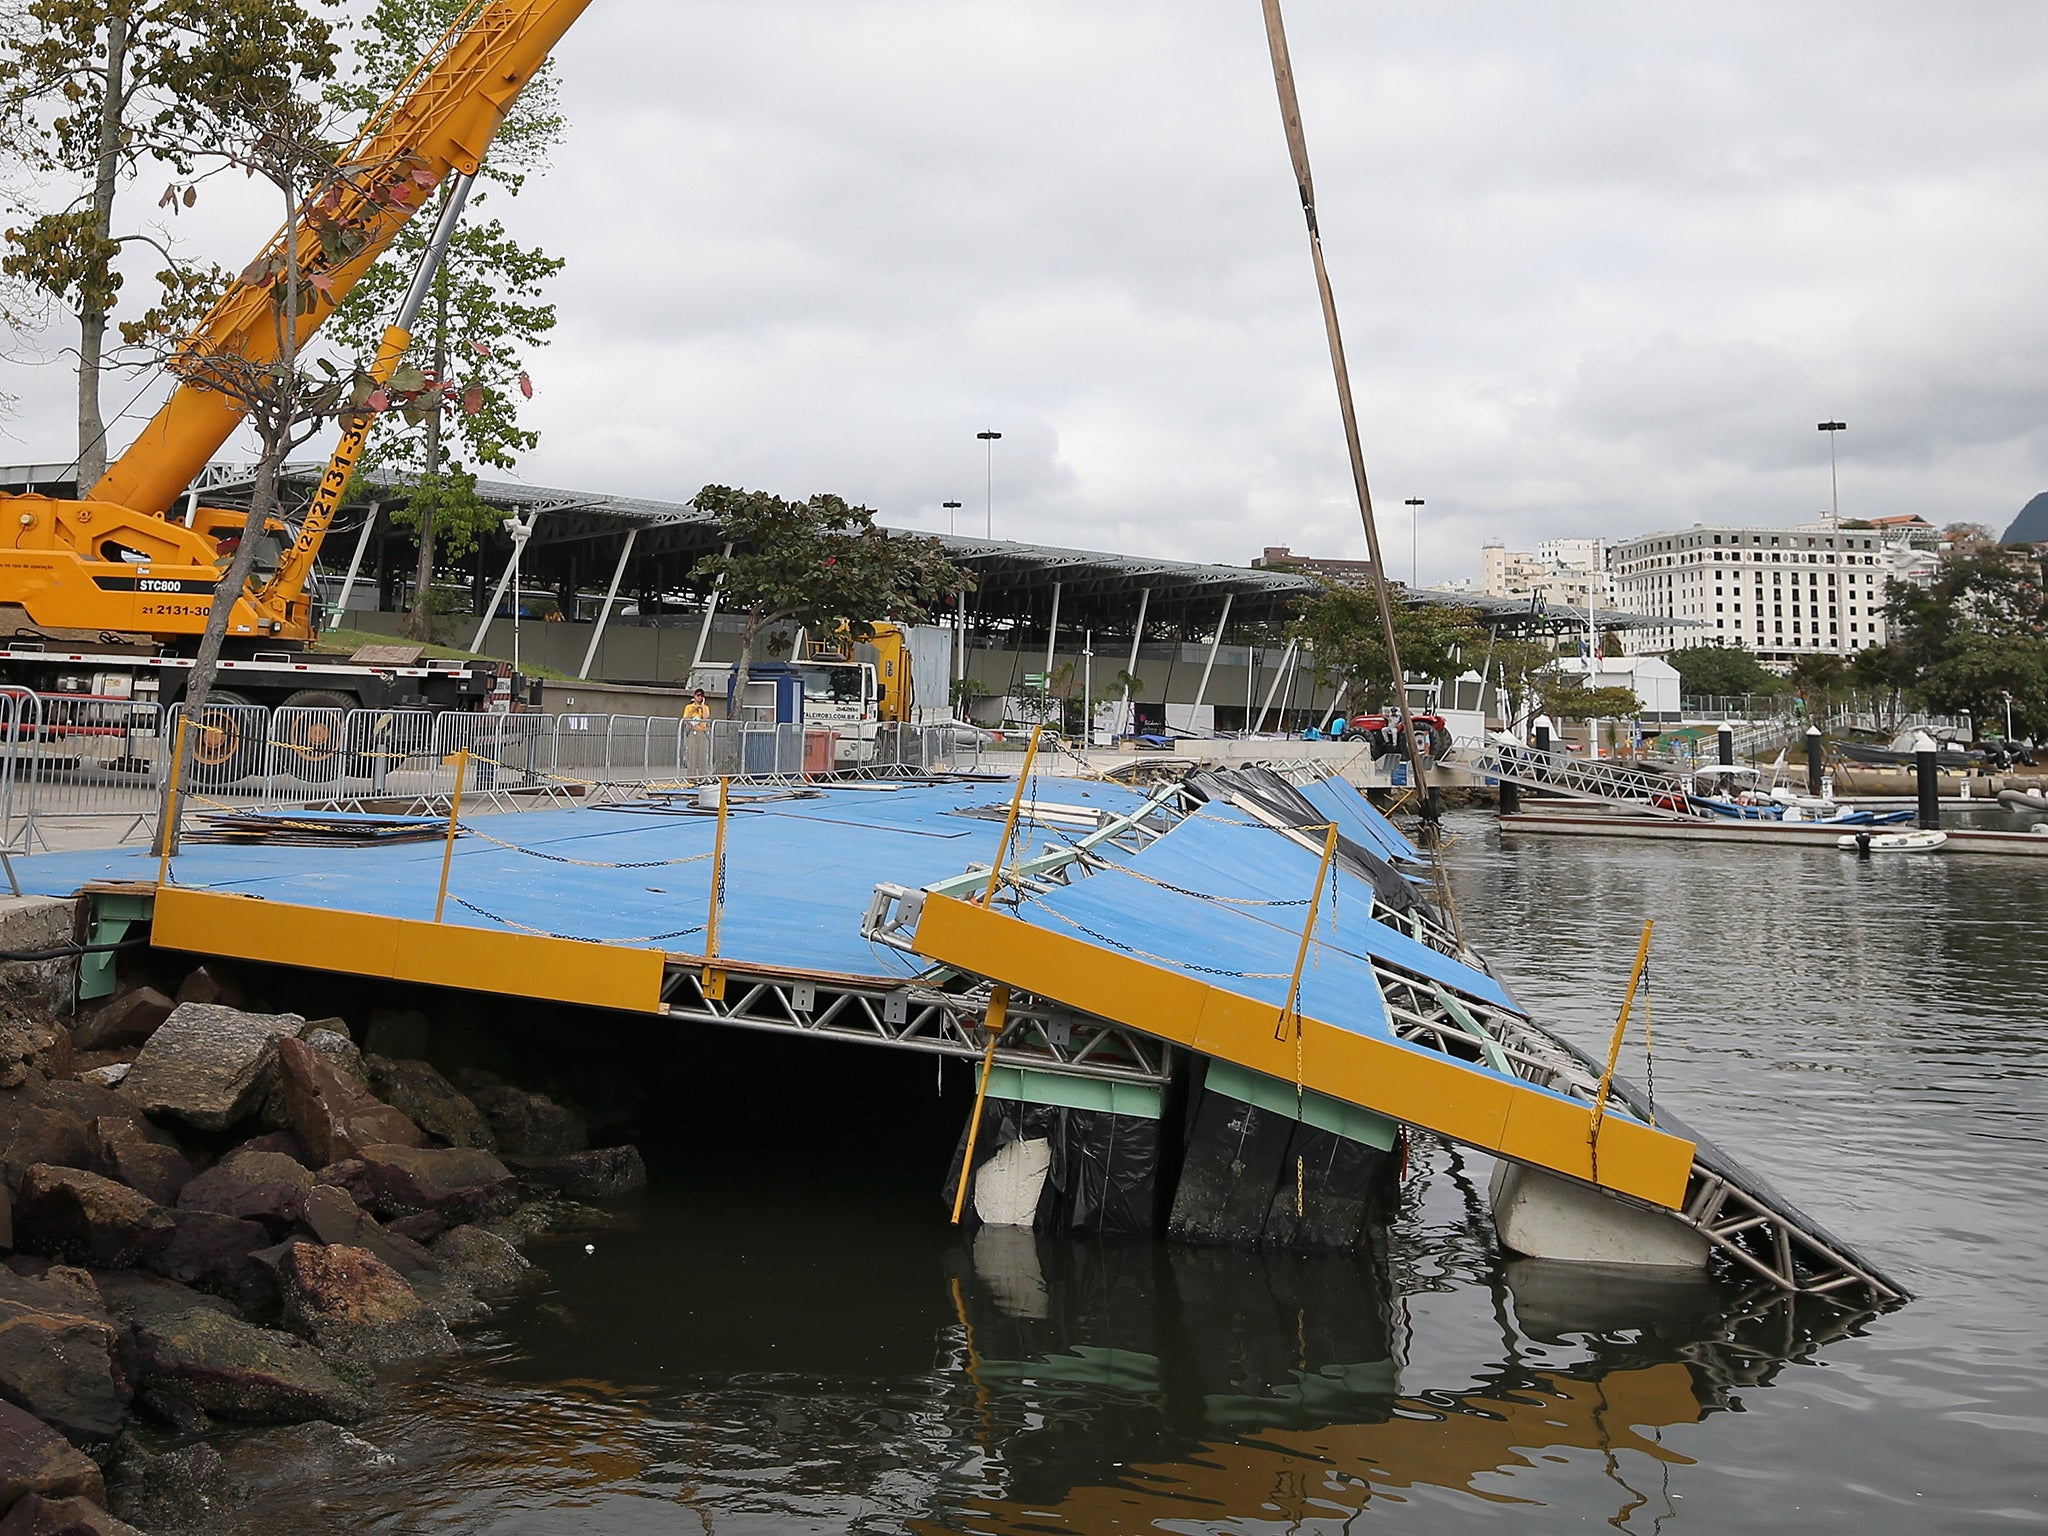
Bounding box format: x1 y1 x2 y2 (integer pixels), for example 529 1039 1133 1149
930 1143 1884 1535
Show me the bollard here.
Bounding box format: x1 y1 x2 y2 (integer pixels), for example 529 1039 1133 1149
1716 721 1734 768
1855 830 1872 859
1914 731 1940 829
1805 726 1824 797
1499 777 1520 815
1534 717 1552 756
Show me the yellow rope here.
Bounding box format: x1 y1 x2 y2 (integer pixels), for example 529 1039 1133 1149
951 986 1010 1225
982 726 1044 906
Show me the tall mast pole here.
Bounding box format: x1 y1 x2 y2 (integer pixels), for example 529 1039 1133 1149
1256 0 1460 933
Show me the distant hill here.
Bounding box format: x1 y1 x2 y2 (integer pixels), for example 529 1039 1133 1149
2004 492 2048 544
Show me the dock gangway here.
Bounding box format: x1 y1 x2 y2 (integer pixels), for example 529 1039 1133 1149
1454 737 1698 818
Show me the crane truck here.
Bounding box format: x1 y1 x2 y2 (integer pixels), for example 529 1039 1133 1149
0 0 594 763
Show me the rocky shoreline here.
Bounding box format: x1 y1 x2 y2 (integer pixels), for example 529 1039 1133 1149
0 951 646 1536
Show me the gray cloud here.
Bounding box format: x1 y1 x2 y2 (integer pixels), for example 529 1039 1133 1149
5 0 2045 577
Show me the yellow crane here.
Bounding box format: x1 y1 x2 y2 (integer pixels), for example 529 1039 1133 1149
0 0 592 710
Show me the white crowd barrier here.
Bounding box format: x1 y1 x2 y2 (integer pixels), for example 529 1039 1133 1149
0 693 988 848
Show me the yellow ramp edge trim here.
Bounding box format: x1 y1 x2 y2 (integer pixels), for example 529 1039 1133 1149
151 887 665 1016
912 892 1694 1210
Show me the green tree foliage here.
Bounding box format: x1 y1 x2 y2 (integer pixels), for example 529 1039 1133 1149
1288 583 1484 713
1666 642 1778 699
1884 545 2048 735
689 487 970 715
1532 665 1640 721
0 0 340 485
325 0 564 640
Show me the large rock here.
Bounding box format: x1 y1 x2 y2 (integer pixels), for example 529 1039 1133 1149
0 1494 149 1536
429 1225 528 1294
105 1434 241 1536
0 1296 126 1447
301 1029 364 1081
359 1008 430 1062
0 1268 103 1324
84 1121 190 1210
507 1146 647 1202
275 1039 422 1167
149 1211 274 1314
119 1005 307 1134
86 1272 234 1330
127 1307 369 1425
0 1022 71 1093
0 1401 105 1511
363 1056 493 1151
326 1145 516 1225
468 1084 584 1157
298 1186 436 1279
277 1244 453 1367
175 1151 313 1229
210 1420 391 1497
171 967 242 1011
0 1100 88 1195
70 990 172 1055
14 1167 173 1270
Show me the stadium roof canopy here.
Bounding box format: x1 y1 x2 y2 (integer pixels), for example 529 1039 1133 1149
1 460 1686 635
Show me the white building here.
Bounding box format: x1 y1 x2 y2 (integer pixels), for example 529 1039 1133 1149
1482 539 1615 605
1610 521 1932 664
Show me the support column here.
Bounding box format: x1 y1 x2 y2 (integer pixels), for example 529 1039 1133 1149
1043 581 1061 678
1254 638 1297 734
332 499 379 622
689 542 733 674
577 527 639 680
469 512 530 654
1190 592 1233 728
1119 586 1150 736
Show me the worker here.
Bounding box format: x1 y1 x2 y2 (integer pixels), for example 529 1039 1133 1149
684 688 712 730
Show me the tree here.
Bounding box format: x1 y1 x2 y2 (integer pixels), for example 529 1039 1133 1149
1786 651 1847 706
1667 642 1776 699
688 487 969 716
0 0 340 486
325 0 564 640
1289 584 1483 715
1532 665 1640 721
1882 544 2048 736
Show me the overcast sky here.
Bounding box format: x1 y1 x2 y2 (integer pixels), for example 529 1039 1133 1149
4 0 2046 583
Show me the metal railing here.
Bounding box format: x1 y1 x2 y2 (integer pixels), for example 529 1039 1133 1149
0 696 989 850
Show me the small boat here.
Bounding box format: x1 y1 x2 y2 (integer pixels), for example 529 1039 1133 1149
1836 829 1948 853
1997 787 2047 812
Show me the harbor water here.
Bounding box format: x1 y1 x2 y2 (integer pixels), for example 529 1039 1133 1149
211 812 2048 1534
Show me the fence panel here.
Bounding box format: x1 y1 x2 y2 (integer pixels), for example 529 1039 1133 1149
261 707 350 801
429 712 557 796
9 695 163 838
341 708 439 798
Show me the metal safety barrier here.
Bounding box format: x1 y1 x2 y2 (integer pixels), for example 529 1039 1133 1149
0 697 991 849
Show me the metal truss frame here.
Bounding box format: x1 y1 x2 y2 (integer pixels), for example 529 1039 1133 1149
1457 738 1693 817
657 957 1172 1086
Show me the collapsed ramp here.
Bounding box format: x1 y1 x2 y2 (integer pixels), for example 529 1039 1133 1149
868 767 1905 1306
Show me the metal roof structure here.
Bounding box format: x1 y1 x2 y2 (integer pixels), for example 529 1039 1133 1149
1 460 1684 636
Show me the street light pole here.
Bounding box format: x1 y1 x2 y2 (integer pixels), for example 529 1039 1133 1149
1404 498 1423 586
976 431 1002 539
941 499 962 536
1818 421 1846 531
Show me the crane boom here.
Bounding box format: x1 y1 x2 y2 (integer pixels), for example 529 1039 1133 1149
92 0 593 519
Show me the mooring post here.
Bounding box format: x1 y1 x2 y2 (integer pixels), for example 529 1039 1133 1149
1805 725 1824 797
1498 775 1520 816
1914 732 1940 829
1533 715 1553 785
1717 720 1734 768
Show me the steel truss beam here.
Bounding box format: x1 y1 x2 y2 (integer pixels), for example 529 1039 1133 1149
657 961 1172 1085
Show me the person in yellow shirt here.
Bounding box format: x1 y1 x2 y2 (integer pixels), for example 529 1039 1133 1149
684 689 712 730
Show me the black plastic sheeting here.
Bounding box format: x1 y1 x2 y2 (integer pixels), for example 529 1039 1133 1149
943 1099 1163 1236
1167 1059 1400 1251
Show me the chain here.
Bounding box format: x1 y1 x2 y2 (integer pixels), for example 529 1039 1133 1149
447 894 706 946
